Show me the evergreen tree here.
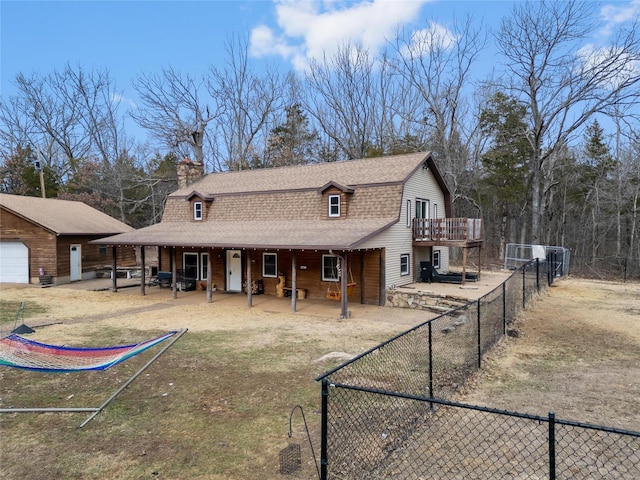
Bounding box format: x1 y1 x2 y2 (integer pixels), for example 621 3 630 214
478 92 532 258
260 104 319 168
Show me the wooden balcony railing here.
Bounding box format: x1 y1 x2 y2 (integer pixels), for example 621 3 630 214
413 218 483 245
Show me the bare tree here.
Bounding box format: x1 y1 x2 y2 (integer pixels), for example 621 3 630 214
132 67 216 169
207 34 287 170
389 15 487 193
0 66 94 181
494 0 640 243
304 44 390 160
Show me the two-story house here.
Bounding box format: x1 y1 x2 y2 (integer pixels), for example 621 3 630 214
96 152 483 314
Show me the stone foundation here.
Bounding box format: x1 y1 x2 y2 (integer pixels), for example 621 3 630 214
385 286 468 314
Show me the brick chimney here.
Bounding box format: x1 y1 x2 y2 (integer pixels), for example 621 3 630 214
177 158 204 189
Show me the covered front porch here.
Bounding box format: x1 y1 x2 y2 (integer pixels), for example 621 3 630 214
105 244 385 317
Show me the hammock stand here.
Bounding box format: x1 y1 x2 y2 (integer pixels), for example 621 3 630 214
0 328 187 427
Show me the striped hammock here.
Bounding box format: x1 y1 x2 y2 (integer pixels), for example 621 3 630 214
0 331 178 373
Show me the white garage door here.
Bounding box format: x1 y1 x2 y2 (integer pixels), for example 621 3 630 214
0 242 29 283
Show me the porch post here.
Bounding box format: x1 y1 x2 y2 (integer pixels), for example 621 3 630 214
360 250 365 304
140 246 146 296
171 248 177 299
206 248 212 303
291 253 297 313
340 254 348 319
247 250 253 307
111 246 117 292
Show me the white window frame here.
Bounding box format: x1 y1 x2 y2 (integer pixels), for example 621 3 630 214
328 194 341 217
400 254 410 276
322 254 339 281
200 252 209 280
433 250 441 269
416 198 430 219
406 199 411 227
262 252 278 278
193 201 203 221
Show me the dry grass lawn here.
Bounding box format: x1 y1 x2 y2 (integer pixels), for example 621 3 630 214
0 276 638 479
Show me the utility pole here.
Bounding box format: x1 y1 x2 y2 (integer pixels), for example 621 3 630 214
36 147 46 198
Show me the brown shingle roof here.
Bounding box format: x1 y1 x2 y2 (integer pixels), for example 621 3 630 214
97 218 396 250
171 152 432 196
0 194 134 235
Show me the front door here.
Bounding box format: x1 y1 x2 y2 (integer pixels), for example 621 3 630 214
226 250 242 292
70 244 82 281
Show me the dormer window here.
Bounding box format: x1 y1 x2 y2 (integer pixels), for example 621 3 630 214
328 195 341 217
193 202 203 221
319 182 353 220
186 191 213 221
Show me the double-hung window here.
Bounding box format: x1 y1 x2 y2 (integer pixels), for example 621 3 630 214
263 253 277 278
328 195 341 217
193 202 203 221
322 254 339 281
433 250 441 269
400 254 410 276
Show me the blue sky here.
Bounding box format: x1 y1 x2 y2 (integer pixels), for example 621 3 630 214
2 0 639 141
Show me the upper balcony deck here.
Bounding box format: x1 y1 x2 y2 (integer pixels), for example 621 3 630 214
413 218 483 248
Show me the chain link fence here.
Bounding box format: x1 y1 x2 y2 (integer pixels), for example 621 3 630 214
315 260 640 479
571 254 640 282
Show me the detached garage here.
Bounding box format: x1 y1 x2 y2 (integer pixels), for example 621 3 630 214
0 193 136 285
0 241 29 283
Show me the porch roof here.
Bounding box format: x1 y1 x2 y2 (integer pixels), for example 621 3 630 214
93 217 397 251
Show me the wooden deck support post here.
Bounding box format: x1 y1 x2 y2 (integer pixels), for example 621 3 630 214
461 247 468 286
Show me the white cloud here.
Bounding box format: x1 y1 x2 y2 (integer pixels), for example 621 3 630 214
577 43 640 90
600 0 640 36
249 0 434 71
112 92 137 109
402 21 458 57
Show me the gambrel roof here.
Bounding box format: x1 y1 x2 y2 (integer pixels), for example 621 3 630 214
0 193 134 236
170 152 434 196
96 152 451 250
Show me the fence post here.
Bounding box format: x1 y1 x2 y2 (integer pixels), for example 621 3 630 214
321 379 329 480
522 264 526 310
536 258 540 292
477 299 482 369
502 282 506 335
548 411 556 480
428 321 434 403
